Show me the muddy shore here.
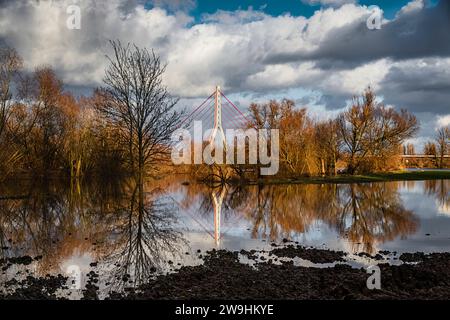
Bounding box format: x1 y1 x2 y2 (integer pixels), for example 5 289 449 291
1 245 450 300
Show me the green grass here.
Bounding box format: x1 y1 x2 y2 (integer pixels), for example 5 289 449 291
243 170 450 185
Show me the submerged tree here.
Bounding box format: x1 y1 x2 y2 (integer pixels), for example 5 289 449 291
96 41 182 179
29 68 69 173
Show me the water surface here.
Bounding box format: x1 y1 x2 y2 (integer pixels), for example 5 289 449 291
0 177 449 297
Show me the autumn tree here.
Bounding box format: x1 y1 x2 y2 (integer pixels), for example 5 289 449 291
96 41 182 180
248 99 318 176
2 64 93 177
338 88 419 174
314 119 341 175
61 94 99 178
25 67 71 173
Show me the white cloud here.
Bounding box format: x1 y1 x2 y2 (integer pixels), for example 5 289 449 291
244 62 321 90
323 59 390 95
0 0 190 87
0 1 374 97
397 0 424 17
437 115 450 128
301 0 357 7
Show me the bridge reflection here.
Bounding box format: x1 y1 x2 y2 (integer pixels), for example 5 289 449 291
174 180 429 253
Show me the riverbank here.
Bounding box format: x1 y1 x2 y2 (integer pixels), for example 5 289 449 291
3 170 448 188
2 245 450 300
230 170 450 186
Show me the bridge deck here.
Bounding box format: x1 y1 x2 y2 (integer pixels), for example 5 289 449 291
402 155 450 158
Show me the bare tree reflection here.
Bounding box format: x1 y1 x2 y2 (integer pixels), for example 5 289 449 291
103 179 184 290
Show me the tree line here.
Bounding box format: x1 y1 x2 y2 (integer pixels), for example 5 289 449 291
203 88 423 180
1 42 446 182
0 42 182 181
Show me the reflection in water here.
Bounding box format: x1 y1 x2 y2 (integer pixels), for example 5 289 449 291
102 179 183 290
187 182 419 253
0 178 183 287
211 187 226 246
425 180 450 215
329 183 418 253
0 177 449 289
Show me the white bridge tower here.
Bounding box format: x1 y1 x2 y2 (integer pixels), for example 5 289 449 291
208 86 227 152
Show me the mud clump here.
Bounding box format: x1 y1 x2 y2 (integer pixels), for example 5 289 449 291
270 245 347 263
0 275 68 300
399 252 427 262
357 252 384 261
0 255 37 270
400 252 450 263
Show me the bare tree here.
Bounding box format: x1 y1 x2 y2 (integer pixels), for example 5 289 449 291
436 126 449 168
424 141 437 156
96 41 182 179
0 47 22 138
0 47 23 177
403 143 415 155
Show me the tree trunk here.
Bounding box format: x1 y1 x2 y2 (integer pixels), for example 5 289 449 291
320 158 325 176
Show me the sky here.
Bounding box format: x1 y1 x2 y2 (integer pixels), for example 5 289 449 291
0 0 449 149
152 0 440 20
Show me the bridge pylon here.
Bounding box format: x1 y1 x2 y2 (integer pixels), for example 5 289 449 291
208 86 227 152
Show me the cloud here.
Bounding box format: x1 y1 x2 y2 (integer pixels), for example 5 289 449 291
0 0 191 87
150 0 197 12
279 0 450 65
2 0 447 96
301 0 357 7
379 58 450 114
397 0 425 17
437 115 450 128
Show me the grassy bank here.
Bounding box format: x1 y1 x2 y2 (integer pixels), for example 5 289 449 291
239 170 450 185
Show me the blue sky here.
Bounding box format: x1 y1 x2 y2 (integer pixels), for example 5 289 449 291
147 0 441 20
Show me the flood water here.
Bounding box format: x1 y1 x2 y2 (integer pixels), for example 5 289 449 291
0 176 449 297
